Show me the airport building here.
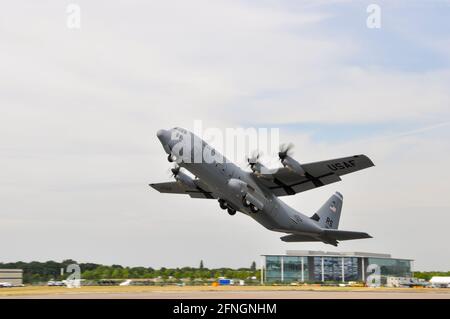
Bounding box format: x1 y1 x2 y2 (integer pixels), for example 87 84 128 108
0 269 23 286
261 251 413 284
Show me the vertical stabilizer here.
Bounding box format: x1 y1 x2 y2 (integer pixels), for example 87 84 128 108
310 192 343 229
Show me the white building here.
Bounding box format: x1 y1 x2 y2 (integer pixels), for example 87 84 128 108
0 269 23 286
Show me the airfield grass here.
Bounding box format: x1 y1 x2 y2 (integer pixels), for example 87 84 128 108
0 285 448 297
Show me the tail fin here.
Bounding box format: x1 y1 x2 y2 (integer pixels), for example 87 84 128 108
310 192 343 229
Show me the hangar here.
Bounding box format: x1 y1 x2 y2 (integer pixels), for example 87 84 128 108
261 250 413 284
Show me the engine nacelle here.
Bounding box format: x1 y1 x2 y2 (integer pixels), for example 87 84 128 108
175 171 196 189
281 155 305 176
227 178 247 194
249 162 267 175
244 193 264 210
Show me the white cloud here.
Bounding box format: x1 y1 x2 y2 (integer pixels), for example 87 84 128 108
0 1 449 270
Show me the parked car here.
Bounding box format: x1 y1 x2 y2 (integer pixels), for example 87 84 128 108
47 280 66 286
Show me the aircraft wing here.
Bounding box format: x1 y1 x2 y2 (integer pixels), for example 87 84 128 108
253 154 374 196
149 181 216 199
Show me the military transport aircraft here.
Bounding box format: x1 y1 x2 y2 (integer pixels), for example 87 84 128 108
150 127 375 246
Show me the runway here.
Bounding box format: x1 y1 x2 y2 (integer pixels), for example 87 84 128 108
1 286 450 299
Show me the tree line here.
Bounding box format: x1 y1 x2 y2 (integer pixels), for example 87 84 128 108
0 259 259 284
2 259 447 284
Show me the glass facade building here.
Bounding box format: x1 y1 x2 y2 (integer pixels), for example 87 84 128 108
262 251 412 284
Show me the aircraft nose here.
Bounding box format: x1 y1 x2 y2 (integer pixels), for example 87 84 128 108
157 129 169 143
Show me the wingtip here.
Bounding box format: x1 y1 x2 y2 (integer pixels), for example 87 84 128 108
361 154 375 167
362 232 373 239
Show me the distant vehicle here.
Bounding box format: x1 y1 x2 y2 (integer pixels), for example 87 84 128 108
47 280 65 286
387 277 428 288
218 279 234 285
119 279 132 286
152 127 374 246
0 282 13 288
430 277 450 288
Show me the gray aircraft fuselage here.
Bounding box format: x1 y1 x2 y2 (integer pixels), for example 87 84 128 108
156 127 322 237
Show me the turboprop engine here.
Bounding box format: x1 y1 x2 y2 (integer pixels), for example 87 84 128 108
278 143 305 176
247 152 266 175
171 167 196 189
280 155 305 176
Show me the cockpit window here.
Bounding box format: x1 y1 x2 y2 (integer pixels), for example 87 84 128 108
173 127 187 141
174 127 187 134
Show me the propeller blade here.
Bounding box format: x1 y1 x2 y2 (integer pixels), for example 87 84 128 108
278 143 294 160
247 150 261 167
169 164 180 177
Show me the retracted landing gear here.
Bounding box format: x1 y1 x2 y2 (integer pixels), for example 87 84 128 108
242 196 259 213
242 197 251 208
249 204 259 214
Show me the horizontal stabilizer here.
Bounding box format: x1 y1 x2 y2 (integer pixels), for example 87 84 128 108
280 229 372 245
322 229 372 241
280 234 321 242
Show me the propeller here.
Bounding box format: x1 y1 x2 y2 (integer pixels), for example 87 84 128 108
278 143 294 161
247 150 261 169
169 164 181 177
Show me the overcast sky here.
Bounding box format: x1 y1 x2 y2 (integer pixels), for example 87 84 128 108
1 1 449 271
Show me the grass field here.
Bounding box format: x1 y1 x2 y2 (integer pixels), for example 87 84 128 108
1 285 450 299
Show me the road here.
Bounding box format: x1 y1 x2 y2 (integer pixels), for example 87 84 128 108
1 286 450 299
